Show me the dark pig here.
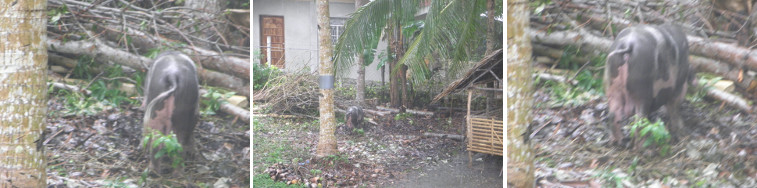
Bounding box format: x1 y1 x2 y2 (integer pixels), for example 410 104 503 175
142 51 200 173
604 24 691 144
345 106 364 130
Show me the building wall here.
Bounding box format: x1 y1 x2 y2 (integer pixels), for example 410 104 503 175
253 0 389 82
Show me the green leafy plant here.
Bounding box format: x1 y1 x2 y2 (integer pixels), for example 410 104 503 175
310 169 322 176
629 116 671 156
592 167 631 188
688 75 721 104
48 5 69 25
201 88 235 116
141 131 185 169
253 174 302 188
394 112 412 121
253 62 282 90
352 128 365 136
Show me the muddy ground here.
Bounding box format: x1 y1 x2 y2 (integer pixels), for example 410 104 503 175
252 107 503 187
44 96 250 187
532 88 757 187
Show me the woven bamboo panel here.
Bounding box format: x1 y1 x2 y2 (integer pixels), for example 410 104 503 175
467 116 504 156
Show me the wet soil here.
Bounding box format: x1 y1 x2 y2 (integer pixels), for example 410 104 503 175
253 108 503 187
532 88 757 187
45 96 250 187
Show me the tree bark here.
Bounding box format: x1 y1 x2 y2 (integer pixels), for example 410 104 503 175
355 0 367 107
485 0 496 114
0 0 48 186
507 0 535 187
47 39 250 96
389 24 401 108
315 0 338 157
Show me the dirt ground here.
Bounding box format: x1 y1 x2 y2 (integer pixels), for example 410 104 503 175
253 107 503 187
531 88 757 187
44 96 250 187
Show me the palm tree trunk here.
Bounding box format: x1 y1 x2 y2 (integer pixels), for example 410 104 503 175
485 0 496 115
506 0 535 187
355 0 367 107
389 23 401 108
316 0 338 157
0 0 48 186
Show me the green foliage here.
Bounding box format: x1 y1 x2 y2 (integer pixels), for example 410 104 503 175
72 55 96 79
141 131 185 169
253 62 282 90
103 177 130 188
310 169 322 176
253 117 266 133
263 145 287 164
253 174 304 188
688 75 721 104
530 0 552 15
394 112 412 121
592 167 631 188
539 48 606 108
629 116 671 156
48 4 70 25
324 154 348 164
335 81 356 98
201 88 235 116
352 128 365 136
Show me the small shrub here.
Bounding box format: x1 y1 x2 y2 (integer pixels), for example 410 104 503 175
201 88 235 116
629 116 671 156
142 131 185 169
253 63 282 90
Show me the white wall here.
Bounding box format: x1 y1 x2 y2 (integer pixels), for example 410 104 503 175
253 0 389 82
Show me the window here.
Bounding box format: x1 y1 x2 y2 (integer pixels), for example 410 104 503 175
330 17 347 45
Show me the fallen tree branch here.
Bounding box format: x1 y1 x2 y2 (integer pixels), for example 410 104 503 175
705 87 754 113
376 106 434 116
690 55 757 94
49 82 92 95
48 39 250 97
202 88 250 124
422 133 464 141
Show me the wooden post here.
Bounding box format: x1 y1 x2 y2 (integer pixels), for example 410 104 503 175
467 90 473 167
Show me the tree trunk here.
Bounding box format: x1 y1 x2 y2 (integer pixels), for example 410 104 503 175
485 0 496 114
0 0 48 186
355 0 367 107
389 24 401 108
315 0 338 157
506 0 535 187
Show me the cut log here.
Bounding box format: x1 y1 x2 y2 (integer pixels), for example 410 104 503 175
49 82 91 95
201 89 250 123
422 133 464 141
690 56 757 94
363 109 391 117
49 39 250 97
533 73 578 85
376 106 434 116
705 88 754 113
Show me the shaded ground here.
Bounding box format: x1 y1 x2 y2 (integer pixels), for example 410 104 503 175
45 96 250 187
253 107 503 187
388 151 502 188
532 88 757 187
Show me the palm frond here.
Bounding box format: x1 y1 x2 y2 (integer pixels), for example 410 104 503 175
333 0 393 77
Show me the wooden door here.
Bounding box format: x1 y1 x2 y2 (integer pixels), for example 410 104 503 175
260 16 285 68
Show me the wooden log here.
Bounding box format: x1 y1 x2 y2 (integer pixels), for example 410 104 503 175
48 39 250 97
706 88 754 113
49 82 91 95
376 106 434 116
423 133 464 141
201 89 250 123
